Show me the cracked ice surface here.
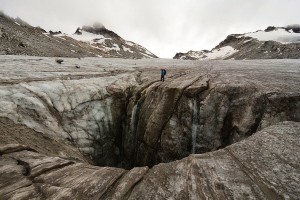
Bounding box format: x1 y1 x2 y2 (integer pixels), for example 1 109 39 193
0 55 299 165
0 55 142 159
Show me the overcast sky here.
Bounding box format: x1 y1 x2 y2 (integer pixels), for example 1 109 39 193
1 0 299 58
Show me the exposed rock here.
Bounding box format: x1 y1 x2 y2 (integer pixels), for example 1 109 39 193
80 23 120 39
173 50 209 60
55 58 64 64
18 41 25 48
49 30 62 35
75 27 82 35
265 26 277 32
0 121 299 199
286 24 300 33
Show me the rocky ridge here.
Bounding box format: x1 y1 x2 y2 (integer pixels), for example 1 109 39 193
174 26 300 60
0 12 157 59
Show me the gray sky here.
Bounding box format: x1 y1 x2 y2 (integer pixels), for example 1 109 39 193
1 0 299 58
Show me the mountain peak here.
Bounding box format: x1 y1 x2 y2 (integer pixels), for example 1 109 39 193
285 24 300 33
81 22 106 34
74 22 120 39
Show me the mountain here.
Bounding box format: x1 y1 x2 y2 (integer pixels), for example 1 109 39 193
174 26 300 60
0 12 157 58
68 23 157 58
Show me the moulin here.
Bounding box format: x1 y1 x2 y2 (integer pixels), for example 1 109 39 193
0 56 299 170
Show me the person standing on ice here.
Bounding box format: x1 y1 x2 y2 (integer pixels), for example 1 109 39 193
161 68 166 82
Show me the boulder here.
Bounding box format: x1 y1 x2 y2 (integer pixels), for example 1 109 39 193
55 58 64 64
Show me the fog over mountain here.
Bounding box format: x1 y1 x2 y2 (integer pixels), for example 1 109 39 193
1 0 299 58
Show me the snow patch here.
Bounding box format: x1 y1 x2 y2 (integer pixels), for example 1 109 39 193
125 41 135 46
123 46 134 53
245 28 300 43
243 39 253 44
43 33 52 39
58 36 66 40
91 43 120 52
204 46 238 60
177 47 238 60
189 51 207 59
70 31 106 43
112 44 120 51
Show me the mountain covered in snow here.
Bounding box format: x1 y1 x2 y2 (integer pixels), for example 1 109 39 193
0 12 157 59
174 26 300 60
67 23 157 58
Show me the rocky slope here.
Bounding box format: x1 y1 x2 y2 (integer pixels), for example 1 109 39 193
1 121 299 199
0 12 157 58
174 26 300 60
0 55 299 169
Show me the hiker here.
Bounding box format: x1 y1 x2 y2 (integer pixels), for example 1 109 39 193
161 68 166 82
